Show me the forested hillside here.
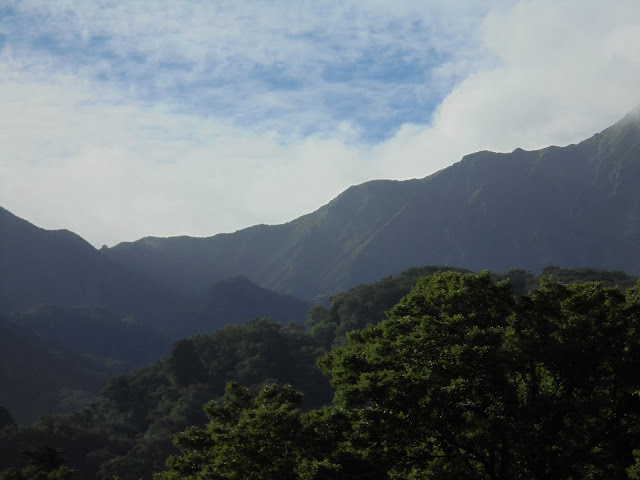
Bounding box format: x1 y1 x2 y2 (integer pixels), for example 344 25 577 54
1 110 639 479
0 317 114 424
104 109 640 300
3 2 638 478
0 278 313 424
168 276 311 339
1 267 637 479
0 319 330 480
157 272 640 479
8 306 171 367
0 207 314 342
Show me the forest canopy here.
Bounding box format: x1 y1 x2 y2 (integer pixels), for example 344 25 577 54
157 272 640 479
2 268 639 480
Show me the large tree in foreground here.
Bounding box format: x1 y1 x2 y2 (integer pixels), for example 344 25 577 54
155 382 303 480
319 272 640 479
156 272 640 479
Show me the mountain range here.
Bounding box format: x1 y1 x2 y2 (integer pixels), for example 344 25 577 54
0 206 181 319
1 109 638 309
1 107 639 426
1 107 639 477
102 107 640 300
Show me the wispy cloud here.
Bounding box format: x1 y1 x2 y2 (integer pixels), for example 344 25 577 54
2 1 483 139
1 0 638 246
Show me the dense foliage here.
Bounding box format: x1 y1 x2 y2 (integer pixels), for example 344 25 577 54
0 319 330 480
0 446 76 480
1 267 639 479
307 266 471 348
158 272 640 479
2 109 639 479
307 265 637 348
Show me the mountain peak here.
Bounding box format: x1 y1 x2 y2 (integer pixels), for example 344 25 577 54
103 110 640 298
623 104 640 123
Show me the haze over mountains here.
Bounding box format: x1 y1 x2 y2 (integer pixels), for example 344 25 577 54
0 107 638 431
0 317 112 424
1 108 639 313
102 107 640 300
0 206 181 318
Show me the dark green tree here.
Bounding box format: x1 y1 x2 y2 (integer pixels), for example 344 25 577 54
0 446 76 480
155 382 303 480
317 272 640 478
509 279 640 478
168 339 207 386
318 271 517 478
0 407 14 430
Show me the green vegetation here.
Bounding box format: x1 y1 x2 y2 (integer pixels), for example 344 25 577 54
1 267 639 479
0 319 330 480
157 272 640 479
307 266 471 348
539 265 639 290
0 446 76 480
0 318 113 424
2 110 640 478
307 265 637 348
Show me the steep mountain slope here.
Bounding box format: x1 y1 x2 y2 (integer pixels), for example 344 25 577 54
9 305 171 366
172 275 311 339
102 179 423 298
104 108 640 299
350 109 640 281
0 207 182 322
0 317 113 424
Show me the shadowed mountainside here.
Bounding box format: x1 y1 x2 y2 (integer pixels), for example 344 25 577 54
0 317 114 424
8 305 172 366
0 207 183 323
104 108 640 299
170 275 311 339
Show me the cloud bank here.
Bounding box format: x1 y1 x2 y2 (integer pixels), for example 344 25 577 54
0 0 638 246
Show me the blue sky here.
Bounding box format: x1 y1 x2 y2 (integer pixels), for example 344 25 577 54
1 0 639 246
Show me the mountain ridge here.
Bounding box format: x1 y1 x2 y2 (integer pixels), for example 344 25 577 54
0 205 183 322
3 109 639 302
102 109 640 299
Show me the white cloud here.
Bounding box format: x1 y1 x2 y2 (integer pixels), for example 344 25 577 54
1 1 485 138
0 0 638 247
371 0 640 177
0 75 366 246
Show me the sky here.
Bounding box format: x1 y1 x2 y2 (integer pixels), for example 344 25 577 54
1 0 638 247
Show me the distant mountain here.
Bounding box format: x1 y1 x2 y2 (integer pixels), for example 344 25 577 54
0 316 113 424
104 108 640 299
9 305 171 366
0 206 314 342
0 207 182 323
171 276 311 339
